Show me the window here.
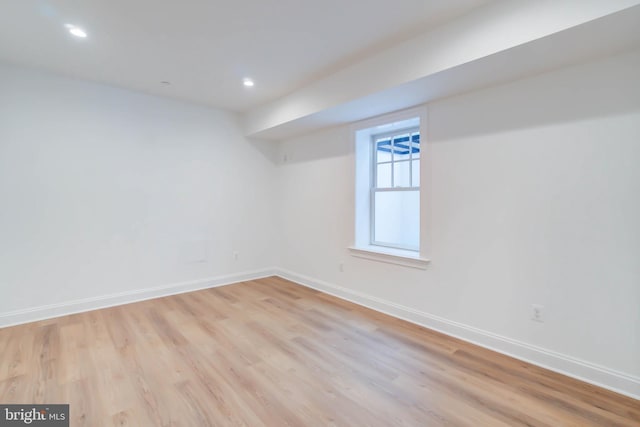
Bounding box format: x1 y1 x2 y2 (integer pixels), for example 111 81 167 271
352 108 429 268
371 128 420 250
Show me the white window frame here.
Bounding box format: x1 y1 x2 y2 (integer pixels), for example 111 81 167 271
370 126 421 251
350 107 430 269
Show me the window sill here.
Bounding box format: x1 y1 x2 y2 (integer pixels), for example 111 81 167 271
348 246 430 270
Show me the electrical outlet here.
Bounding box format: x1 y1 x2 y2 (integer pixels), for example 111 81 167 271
338 263 344 272
233 251 239 261
531 304 544 322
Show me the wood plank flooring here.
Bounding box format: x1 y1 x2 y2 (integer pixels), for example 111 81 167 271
1 276 638 426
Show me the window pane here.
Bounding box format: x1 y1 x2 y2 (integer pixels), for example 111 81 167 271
411 159 420 187
377 163 392 188
393 160 410 187
411 133 420 159
376 139 392 163
393 134 411 161
374 190 419 250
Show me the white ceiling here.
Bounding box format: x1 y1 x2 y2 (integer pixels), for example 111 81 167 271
0 0 489 112
244 1 640 140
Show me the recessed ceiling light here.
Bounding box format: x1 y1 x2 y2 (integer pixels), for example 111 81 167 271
65 24 87 38
243 78 254 87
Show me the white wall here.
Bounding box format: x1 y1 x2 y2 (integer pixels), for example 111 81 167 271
0 63 278 320
276 50 640 395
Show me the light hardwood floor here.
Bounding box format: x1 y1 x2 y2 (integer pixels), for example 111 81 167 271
1 276 638 426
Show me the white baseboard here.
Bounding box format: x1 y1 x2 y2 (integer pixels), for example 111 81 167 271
275 268 640 400
0 268 276 328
